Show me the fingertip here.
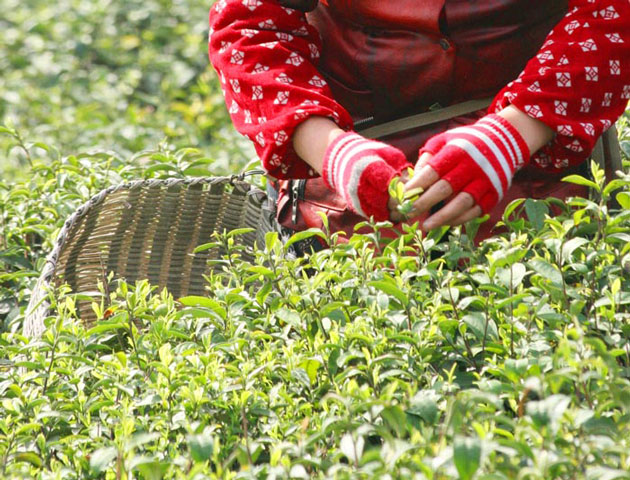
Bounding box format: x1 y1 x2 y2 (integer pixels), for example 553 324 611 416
415 152 433 171
405 164 439 192
447 205 484 226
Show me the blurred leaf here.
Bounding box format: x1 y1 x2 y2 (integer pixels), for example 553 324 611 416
340 434 364 464
189 433 215 463
407 392 439 424
529 259 563 288
453 436 481 480
135 461 169 480
527 394 570 429
368 279 408 307
616 191 630 209
90 446 118 473
14 452 42 468
524 199 548 230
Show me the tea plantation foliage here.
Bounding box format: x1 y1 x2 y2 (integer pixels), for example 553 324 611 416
2 1 630 479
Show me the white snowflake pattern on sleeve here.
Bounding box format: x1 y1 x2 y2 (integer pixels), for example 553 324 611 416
492 0 630 171
209 0 352 179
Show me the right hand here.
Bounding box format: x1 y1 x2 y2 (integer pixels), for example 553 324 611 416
322 132 413 221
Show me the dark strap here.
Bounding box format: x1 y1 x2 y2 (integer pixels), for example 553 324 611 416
358 98 493 139
277 0 319 12
591 126 622 181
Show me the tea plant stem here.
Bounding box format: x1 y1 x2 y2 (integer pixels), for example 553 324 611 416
557 239 571 312
269 253 290 302
517 387 531 417
14 130 33 168
241 409 254 466
414 230 427 264
98 253 112 311
42 324 61 396
126 310 145 375
594 209 604 247
585 270 598 328
510 266 517 357
1 432 14 477
579 381 594 409
0 205 6 250
322 358 340 391
482 297 490 356
115 450 123 480
447 283 479 371
286 264 310 314
442 334 475 370
313 307 330 341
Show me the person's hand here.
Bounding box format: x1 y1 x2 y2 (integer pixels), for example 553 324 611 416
403 113 531 230
322 132 413 221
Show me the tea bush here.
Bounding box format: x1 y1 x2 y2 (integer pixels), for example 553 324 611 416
2 0 630 478
1 127 630 478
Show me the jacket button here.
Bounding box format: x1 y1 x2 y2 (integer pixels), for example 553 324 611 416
439 38 451 51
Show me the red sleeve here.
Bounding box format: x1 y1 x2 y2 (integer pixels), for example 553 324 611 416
491 0 630 172
208 0 353 179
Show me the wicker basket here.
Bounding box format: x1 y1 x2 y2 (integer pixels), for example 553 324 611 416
24 174 273 337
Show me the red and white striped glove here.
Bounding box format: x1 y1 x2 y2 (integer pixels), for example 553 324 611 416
420 114 531 213
322 132 412 221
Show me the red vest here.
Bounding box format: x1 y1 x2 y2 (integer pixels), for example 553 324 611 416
307 1 568 125
295 1 582 242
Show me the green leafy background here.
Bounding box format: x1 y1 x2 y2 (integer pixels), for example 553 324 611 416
2 1 630 479
0 0 254 181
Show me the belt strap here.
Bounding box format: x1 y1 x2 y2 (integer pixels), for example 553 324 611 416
591 125 622 177
358 98 493 139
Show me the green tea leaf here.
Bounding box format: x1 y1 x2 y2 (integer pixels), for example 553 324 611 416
178 296 227 319
561 237 589 263
226 227 255 238
407 392 439 424
189 434 215 463
368 280 409 307
616 191 630 209
284 228 325 251
529 259 563 288
14 452 42 468
340 434 364 464
404 186 424 201
526 394 570 429
90 446 118 473
562 174 599 191
453 436 481 480
524 198 549 230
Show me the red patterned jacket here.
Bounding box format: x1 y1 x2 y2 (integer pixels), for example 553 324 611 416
209 0 629 180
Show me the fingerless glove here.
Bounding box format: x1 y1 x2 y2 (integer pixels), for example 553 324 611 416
322 132 412 220
420 114 530 213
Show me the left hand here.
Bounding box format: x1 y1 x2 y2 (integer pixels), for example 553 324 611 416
402 153 484 229
404 112 534 230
